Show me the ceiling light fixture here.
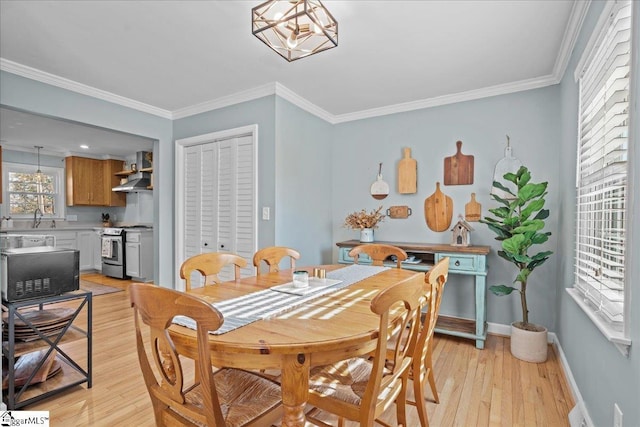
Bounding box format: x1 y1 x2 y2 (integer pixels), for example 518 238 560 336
252 0 338 62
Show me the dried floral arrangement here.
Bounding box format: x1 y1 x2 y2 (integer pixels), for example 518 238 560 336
344 206 385 230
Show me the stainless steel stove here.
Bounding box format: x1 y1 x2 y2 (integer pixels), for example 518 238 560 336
101 227 126 279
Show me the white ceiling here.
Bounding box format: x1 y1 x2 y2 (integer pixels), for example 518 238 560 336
0 0 584 156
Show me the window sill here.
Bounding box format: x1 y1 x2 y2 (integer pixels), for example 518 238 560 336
566 288 631 357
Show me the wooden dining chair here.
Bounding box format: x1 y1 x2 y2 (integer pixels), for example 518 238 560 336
252 246 300 274
348 243 408 267
407 257 449 427
130 283 283 427
179 252 247 291
304 274 425 427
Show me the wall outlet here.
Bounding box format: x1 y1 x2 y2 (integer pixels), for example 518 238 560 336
66 215 78 221
262 207 270 221
614 403 623 427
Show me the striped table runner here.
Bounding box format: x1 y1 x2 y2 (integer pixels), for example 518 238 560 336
173 264 389 334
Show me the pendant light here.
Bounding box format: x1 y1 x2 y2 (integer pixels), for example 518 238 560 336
491 136 522 200
252 0 338 62
34 145 43 183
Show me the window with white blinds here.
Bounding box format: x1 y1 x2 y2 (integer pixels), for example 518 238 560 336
575 1 632 328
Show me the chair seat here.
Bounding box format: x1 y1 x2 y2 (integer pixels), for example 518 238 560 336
177 368 282 427
309 358 393 406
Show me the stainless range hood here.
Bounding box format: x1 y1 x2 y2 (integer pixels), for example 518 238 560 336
112 151 152 193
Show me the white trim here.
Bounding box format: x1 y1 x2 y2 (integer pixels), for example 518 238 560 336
2 161 66 220
332 75 557 124
554 0 591 83
553 334 596 427
174 124 259 290
566 288 631 356
0 58 172 119
172 83 277 119
574 1 617 82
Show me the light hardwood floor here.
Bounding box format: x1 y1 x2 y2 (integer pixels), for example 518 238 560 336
20 274 574 426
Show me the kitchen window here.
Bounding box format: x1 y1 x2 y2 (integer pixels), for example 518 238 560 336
569 0 633 355
2 162 65 219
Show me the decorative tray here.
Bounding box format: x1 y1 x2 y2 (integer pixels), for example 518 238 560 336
270 278 343 296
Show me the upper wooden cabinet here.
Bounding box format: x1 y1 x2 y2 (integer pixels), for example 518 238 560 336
66 156 125 207
103 159 126 207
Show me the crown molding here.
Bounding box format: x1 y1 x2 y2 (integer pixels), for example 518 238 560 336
552 0 591 83
273 82 335 123
172 82 277 119
0 58 172 119
332 74 558 124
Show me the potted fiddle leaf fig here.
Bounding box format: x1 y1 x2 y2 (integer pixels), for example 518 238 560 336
480 166 553 362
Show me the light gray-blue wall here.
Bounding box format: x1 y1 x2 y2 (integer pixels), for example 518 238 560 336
0 71 173 286
556 2 640 426
275 97 334 265
332 87 561 328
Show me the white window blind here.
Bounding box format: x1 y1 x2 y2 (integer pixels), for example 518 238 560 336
575 1 632 327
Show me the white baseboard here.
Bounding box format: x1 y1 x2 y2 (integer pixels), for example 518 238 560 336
486 322 593 427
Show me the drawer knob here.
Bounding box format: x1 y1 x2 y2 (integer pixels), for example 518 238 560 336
455 260 460 266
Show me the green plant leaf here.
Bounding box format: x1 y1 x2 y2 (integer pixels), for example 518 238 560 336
534 209 550 220
519 182 547 201
521 198 545 220
518 168 531 186
528 255 551 270
504 216 520 227
489 206 510 219
503 172 518 184
491 192 512 206
490 285 517 296
502 234 526 253
492 181 516 197
513 219 544 234
531 250 553 261
486 223 511 240
497 250 517 263
531 232 550 244
513 253 532 264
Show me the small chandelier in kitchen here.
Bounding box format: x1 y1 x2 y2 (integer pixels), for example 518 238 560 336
252 0 338 62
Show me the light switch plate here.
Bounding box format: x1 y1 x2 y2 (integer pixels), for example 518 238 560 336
262 207 270 220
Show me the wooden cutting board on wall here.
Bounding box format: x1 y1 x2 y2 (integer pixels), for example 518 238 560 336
444 140 474 185
465 193 481 222
424 182 453 232
397 147 417 193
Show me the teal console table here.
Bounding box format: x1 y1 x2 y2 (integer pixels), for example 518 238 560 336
336 240 491 349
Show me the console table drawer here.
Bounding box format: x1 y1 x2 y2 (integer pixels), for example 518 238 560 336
338 247 372 264
436 253 481 272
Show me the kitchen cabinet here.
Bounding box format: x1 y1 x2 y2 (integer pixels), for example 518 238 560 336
77 231 99 271
66 156 105 206
2 291 92 409
125 230 153 281
102 159 126 207
53 231 77 251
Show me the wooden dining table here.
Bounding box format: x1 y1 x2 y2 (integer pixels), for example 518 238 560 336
169 264 425 427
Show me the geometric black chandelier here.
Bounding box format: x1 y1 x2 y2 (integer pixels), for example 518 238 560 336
252 0 338 62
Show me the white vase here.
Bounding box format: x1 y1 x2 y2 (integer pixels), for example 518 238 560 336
360 228 374 242
510 322 548 363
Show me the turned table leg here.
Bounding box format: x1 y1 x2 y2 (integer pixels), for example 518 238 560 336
280 353 310 427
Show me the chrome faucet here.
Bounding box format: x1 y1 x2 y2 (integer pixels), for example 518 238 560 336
33 207 43 228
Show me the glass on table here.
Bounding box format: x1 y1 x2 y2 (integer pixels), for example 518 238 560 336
292 270 309 288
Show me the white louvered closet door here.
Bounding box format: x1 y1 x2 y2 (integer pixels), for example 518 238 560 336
182 134 256 285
